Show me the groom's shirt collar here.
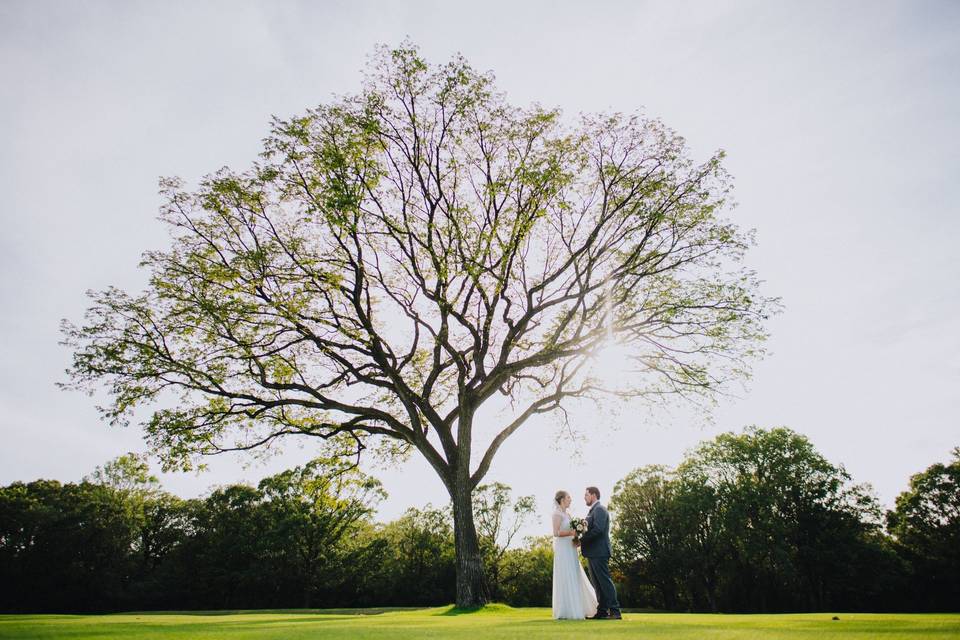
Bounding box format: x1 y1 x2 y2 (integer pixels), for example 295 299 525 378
589 501 601 512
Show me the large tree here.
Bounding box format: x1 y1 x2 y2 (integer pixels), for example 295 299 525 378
61 44 777 606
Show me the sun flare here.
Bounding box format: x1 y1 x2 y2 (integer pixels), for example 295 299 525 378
587 340 636 390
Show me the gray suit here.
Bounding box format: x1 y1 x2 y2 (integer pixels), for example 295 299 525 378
580 501 620 615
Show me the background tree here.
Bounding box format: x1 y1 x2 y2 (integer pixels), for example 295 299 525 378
256 458 385 607
611 427 900 612
60 43 778 606
85 452 160 495
682 426 894 612
127 491 191 608
887 447 960 611
361 505 457 605
0 479 137 612
85 452 167 586
472 482 537 599
610 465 687 609
184 484 266 609
497 536 554 607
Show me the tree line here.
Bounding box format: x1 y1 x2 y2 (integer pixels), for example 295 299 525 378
610 427 958 612
1 427 956 613
0 455 543 613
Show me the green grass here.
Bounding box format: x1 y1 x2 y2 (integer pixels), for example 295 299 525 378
1 605 958 639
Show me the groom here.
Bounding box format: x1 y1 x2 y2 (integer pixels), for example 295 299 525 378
578 486 622 620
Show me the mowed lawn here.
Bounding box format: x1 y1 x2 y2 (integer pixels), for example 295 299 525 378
2 605 959 639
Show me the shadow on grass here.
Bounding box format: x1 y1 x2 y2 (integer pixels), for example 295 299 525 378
439 603 517 616
110 607 429 617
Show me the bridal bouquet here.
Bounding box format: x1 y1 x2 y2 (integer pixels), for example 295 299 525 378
569 516 588 541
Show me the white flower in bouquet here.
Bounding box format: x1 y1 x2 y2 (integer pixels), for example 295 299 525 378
569 516 588 540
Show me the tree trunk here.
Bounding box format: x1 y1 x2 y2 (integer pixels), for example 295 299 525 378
450 480 488 607
702 573 719 613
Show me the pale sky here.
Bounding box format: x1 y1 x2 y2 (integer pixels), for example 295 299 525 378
1 1 958 540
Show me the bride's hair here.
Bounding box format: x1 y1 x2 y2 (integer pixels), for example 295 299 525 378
554 490 569 506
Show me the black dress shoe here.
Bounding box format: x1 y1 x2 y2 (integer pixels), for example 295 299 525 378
589 611 609 619
607 611 622 620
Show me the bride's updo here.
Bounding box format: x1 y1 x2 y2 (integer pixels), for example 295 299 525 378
554 490 569 506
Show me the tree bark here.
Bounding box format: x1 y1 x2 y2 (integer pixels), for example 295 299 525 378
450 479 488 607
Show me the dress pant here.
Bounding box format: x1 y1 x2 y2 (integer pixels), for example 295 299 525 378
586 556 620 613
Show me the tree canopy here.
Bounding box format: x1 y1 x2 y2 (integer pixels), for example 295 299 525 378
887 447 960 610
611 427 899 612
60 43 778 606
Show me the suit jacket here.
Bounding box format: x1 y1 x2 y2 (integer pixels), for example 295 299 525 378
580 501 612 558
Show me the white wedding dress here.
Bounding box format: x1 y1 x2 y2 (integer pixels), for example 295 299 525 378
552 508 599 620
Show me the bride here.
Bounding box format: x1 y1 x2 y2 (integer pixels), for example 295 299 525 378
551 490 599 619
